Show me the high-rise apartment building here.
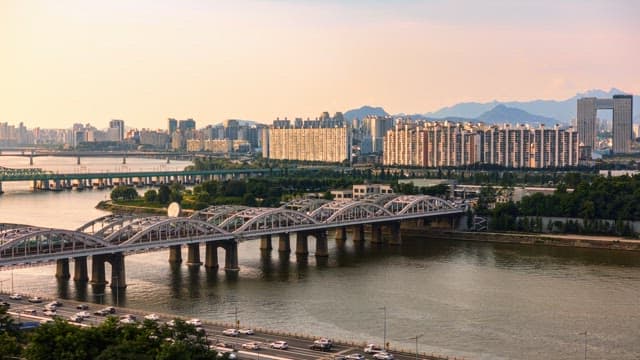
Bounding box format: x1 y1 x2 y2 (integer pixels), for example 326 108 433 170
108 119 125 141
384 121 578 169
168 118 177 135
577 95 633 156
268 126 351 163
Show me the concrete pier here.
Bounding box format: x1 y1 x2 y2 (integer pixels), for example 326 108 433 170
90 254 107 285
169 245 182 263
55 259 70 279
296 232 309 255
278 233 291 253
260 235 272 251
109 252 127 289
205 242 219 269
187 243 202 266
224 241 239 273
73 256 89 282
315 231 329 257
335 227 347 241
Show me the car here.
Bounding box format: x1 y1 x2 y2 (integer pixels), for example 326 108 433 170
310 341 331 351
186 318 202 327
242 342 260 350
0 302 10 308
69 314 83 323
43 309 56 317
332 356 346 360
144 313 160 321
345 354 366 360
119 316 136 324
165 319 176 327
94 309 110 316
215 349 237 360
76 311 91 318
373 352 394 360
195 326 206 334
104 306 116 314
28 296 43 303
364 344 384 354
50 300 63 307
238 328 254 335
270 341 288 350
43 303 57 311
215 342 235 350
22 308 37 315
76 304 89 310
222 328 239 337
9 294 23 300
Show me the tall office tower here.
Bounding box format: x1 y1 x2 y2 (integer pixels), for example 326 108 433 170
168 118 177 135
612 95 633 154
577 95 634 156
223 119 239 140
178 118 196 132
109 119 125 141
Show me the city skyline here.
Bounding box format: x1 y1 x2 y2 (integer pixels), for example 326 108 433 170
1 0 638 129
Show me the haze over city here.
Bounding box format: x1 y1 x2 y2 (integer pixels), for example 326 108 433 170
1 0 638 129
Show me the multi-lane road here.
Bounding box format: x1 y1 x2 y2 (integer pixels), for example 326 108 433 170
1 296 447 360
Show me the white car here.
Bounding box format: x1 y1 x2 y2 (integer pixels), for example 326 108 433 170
69 314 83 323
222 328 239 337
270 341 288 350
76 311 91 318
373 352 394 360
364 344 384 354
28 296 43 303
145 313 160 321
242 341 260 350
186 318 202 327
9 294 23 300
120 317 136 324
43 309 56 317
238 328 254 335
345 354 365 360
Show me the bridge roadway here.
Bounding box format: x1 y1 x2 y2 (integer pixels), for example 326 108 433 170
2 296 450 360
0 195 465 288
0 167 287 193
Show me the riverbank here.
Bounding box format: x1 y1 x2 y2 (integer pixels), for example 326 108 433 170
407 228 640 251
96 200 195 216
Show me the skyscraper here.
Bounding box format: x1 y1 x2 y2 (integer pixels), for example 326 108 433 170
577 95 633 156
109 119 125 141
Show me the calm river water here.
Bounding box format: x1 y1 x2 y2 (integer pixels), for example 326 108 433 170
1 156 639 359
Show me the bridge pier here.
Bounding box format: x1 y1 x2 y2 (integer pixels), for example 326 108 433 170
315 231 329 257
295 232 309 255
0 181 3 194
389 222 402 245
205 242 219 269
169 245 182 263
260 235 272 251
278 233 291 253
351 224 364 241
73 256 89 282
55 259 71 279
90 254 107 285
334 227 347 241
76 156 81 165
122 156 126 165
370 224 383 244
109 252 127 289
187 243 202 266
224 241 239 273
29 155 33 166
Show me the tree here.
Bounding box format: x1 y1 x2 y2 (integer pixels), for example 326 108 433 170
158 185 171 204
144 190 158 203
110 186 138 201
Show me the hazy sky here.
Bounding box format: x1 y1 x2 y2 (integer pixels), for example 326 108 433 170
1 0 638 129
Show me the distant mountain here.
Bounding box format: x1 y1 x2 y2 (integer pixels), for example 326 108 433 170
424 88 639 124
477 105 557 126
343 106 388 121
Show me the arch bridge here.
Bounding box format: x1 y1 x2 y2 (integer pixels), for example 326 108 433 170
0 195 464 287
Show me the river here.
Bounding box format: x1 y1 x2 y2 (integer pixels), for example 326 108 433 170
1 156 639 359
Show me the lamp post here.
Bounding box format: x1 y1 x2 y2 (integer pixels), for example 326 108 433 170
408 334 423 360
379 306 387 350
579 331 587 360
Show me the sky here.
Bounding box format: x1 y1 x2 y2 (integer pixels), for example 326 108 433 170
0 0 638 129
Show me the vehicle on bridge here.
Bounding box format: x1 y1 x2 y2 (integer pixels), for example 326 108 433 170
269 340 288 350
222 328 239 337
9 294 23 300
373 352 394 360
242 341 260 350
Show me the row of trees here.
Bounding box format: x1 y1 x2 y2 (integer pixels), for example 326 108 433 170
0 306 222 360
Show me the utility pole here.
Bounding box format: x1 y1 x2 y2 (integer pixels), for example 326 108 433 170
379 306 387 350
235 306 238 329
408 334 424 360
579 331 587 360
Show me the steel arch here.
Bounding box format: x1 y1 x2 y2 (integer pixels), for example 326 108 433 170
0 227 112 259
76 214 139 237
383 195 457 215
360 193 399 206
309 200 393 223
218 207 319 233
118 218 230 246
280 198 330 214
0 223 31 232
189 205 249 225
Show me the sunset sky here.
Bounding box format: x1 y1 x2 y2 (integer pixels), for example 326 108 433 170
1 0 638 129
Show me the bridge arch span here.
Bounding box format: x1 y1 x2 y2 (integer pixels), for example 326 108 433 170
76 214 139 237
0 227 111 260
309 200 393 223
280 198 330 214
219 208 319 233
383 195 458 215
190 205 249 225
105 217 229 246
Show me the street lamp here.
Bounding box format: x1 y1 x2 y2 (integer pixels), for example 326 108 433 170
579 331 587 360
408 334 423 360
378 306 387 350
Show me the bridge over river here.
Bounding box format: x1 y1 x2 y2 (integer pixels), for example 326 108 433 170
0 195 464 288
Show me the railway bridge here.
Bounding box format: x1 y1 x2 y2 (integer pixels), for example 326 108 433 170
0 195 465 288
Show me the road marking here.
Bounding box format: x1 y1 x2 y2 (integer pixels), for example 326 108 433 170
238 351 294 360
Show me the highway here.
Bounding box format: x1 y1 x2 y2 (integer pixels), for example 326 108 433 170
1 296 448 360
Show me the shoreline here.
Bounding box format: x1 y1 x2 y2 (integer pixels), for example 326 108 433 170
406 229 640 252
